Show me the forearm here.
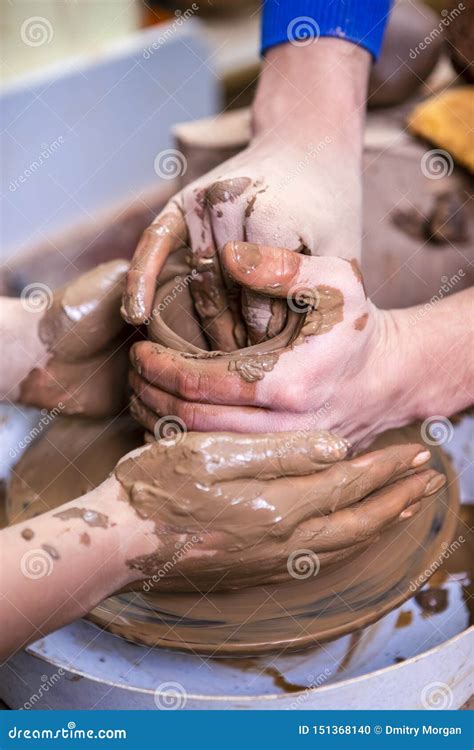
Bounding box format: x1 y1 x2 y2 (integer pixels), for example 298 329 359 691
383 289 473 425
253 38 371 153
0 477 155 660
0 298 46 401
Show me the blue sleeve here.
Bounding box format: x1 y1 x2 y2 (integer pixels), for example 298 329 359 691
261 0 392 60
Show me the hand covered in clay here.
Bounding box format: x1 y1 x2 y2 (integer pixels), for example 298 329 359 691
2 428 444 658
122 41 369 349
129 243 393 447
113 431 445 592
17 261 131 417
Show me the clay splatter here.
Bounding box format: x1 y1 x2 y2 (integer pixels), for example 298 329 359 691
354 313 369 331
42 543 60 560
53 507 109 528
395 609 413 628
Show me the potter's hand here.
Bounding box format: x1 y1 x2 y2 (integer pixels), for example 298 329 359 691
4 261 130 417
0 429 347 657
113 432 444 591
1 430 444 657
122 40 370 348
129 242 474 448
129 243 376 445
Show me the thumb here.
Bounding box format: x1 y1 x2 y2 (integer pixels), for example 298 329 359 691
221 241 367 305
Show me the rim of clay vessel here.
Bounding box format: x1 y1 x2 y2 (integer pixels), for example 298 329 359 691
148 274 303 356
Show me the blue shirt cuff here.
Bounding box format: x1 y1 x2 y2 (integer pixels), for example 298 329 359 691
261 0 393 60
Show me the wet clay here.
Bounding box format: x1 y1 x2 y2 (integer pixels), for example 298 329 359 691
93 443 458 654
6 415 459 654
202 177 252 208
395 610 413 628
19 260 129 417
80 532 91 546
41 543 60 560
6 415 143 523
354 313 369 331
293 287 344 342
146 249 343 383
39 260 129 360
114 427 446 594
415 588 449 616
88 423 457 654
54 507 109 529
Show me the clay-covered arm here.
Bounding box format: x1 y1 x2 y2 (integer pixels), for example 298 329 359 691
0 477 154 661
0 261 130 417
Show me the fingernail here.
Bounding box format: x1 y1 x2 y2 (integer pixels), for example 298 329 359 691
425 474 446 495
399 505 420 520
231 242 262 273
411 450 431 467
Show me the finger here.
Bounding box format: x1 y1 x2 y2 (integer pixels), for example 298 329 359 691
122 201 187 324
185 184 247 351
130 344 267 406
217 442 432 530
179 430 350 481
240 188 305 344
42 260 129 361
189 443 430 541
222 241 366 304
207 178 257 344
297 469 446 552
129 389 279 433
